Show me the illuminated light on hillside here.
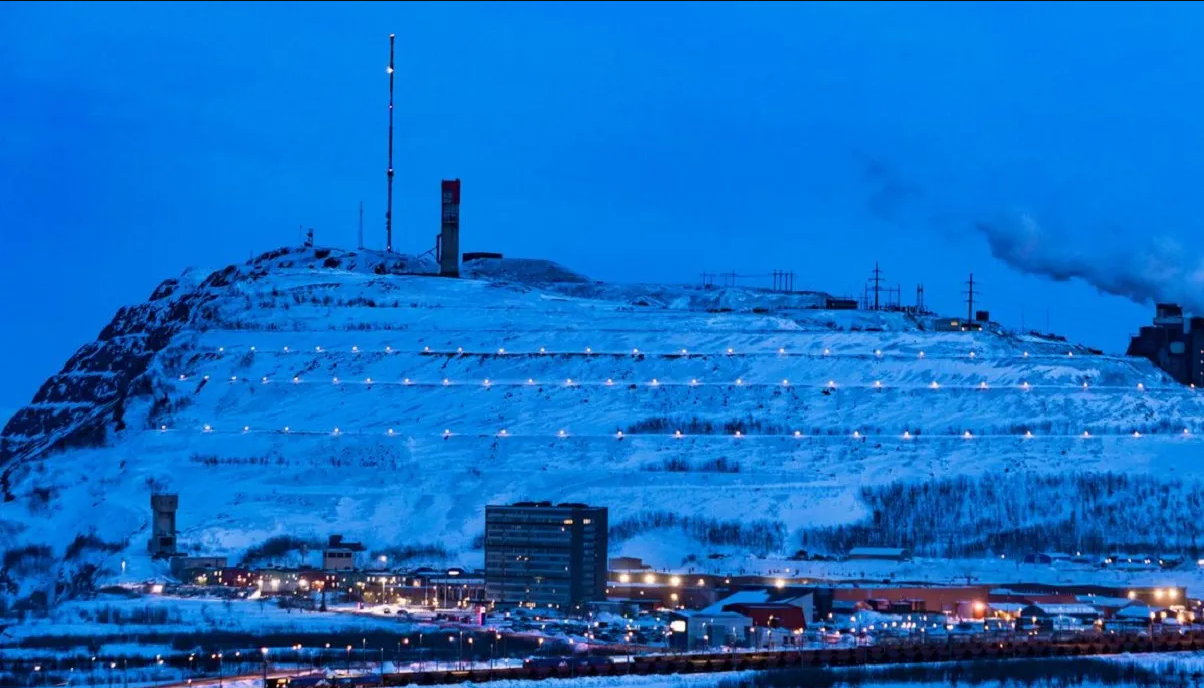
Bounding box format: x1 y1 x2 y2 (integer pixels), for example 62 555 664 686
385 346 392 353
930 381 939 389
332 427 341 436
1082 430 1091 438
852 431 861 438
565 378 574 386
969 351 976 358
605 378 614 386
632 348 640 355
690 379 699 386
283 346 290 352
249 346 256 352
780 379 790 387
1024 430 1033 438
443 378 451 386
1021 382 1030 390
387 428 395 436
403 378 411 385
918 351 925 358
351 346 359 353
823 349 830 356
615 430 623 439
558 429 567 438
650 379 660 386
230 376 239 382
159 425 167 432
332 377 340 384
1023 351 1029 358
727 348 735 355
585 347 592 354
423 346 430 353
1068 351 1074 357
793 430 801 437
874 380 882 388
497 348 506 355
283 426 290 433
498 429 508 437
1082 382 1089 389
963 431 972 439
979 382 988 390
828 380 836 388
243 426 249 433
218 347 224 353
903 431 911 439
539 347 546 354
456 347 463 354
735 378 744 386
262 376 268 383
674 430 683 438
733 430 742 438
779 348 786 355
179 374 186 381
482 379 491 387
203 424 212 433
527 378 535 385
365 378 373 385
443 429 451 438
680 348 688 355
1133 431 1142 438
1186 428 1193 436
1137 382 1145 390
315 346 323 352
292 376 300 384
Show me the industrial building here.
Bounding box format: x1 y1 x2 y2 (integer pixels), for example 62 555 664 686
484 501 608 610
147 493 178 558
1127 304 1204 387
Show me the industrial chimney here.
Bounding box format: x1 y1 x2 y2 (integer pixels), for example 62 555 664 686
439 179 461 277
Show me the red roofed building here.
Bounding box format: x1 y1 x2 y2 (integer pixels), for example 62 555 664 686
723 603 807 630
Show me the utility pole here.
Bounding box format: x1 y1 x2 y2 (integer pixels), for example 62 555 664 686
868 262 884 311
385 34 396 253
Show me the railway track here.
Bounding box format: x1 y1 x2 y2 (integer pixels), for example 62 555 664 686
375 631 1204 685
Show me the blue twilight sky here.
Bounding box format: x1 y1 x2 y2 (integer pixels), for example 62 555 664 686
3 1 1204 411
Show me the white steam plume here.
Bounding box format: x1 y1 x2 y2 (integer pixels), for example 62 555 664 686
974 212 1204 314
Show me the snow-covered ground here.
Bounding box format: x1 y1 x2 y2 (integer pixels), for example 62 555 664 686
2 247 1203 605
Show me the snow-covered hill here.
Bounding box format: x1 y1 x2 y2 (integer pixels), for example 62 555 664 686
3 246 1203 606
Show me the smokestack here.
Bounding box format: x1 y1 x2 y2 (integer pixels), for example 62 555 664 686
440 179 461 277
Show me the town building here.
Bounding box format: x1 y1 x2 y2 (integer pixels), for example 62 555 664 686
484 501 608 610
322 534 365 571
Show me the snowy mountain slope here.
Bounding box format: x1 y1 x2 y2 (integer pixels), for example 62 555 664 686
2 246 1202 605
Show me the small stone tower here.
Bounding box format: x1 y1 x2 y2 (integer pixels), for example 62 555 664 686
147 493 179 557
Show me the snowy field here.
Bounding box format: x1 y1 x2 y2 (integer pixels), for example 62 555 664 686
2 248 1203 607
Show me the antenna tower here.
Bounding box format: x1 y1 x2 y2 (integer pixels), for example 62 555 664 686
964 272 979 322
916 283 925 313
385 34 396 252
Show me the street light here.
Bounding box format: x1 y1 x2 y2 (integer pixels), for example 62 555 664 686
260 647 268 688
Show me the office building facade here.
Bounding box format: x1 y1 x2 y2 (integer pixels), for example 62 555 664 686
484 502 608 609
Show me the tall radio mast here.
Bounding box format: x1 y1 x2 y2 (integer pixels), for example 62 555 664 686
385 33 396 252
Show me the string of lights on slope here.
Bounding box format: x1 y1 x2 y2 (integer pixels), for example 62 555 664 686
201 344 1120 363
159 426 1196 440
171 374 1185 393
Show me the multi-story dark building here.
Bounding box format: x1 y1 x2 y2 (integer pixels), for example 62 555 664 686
1127 304 1204 387
484 502 608 610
